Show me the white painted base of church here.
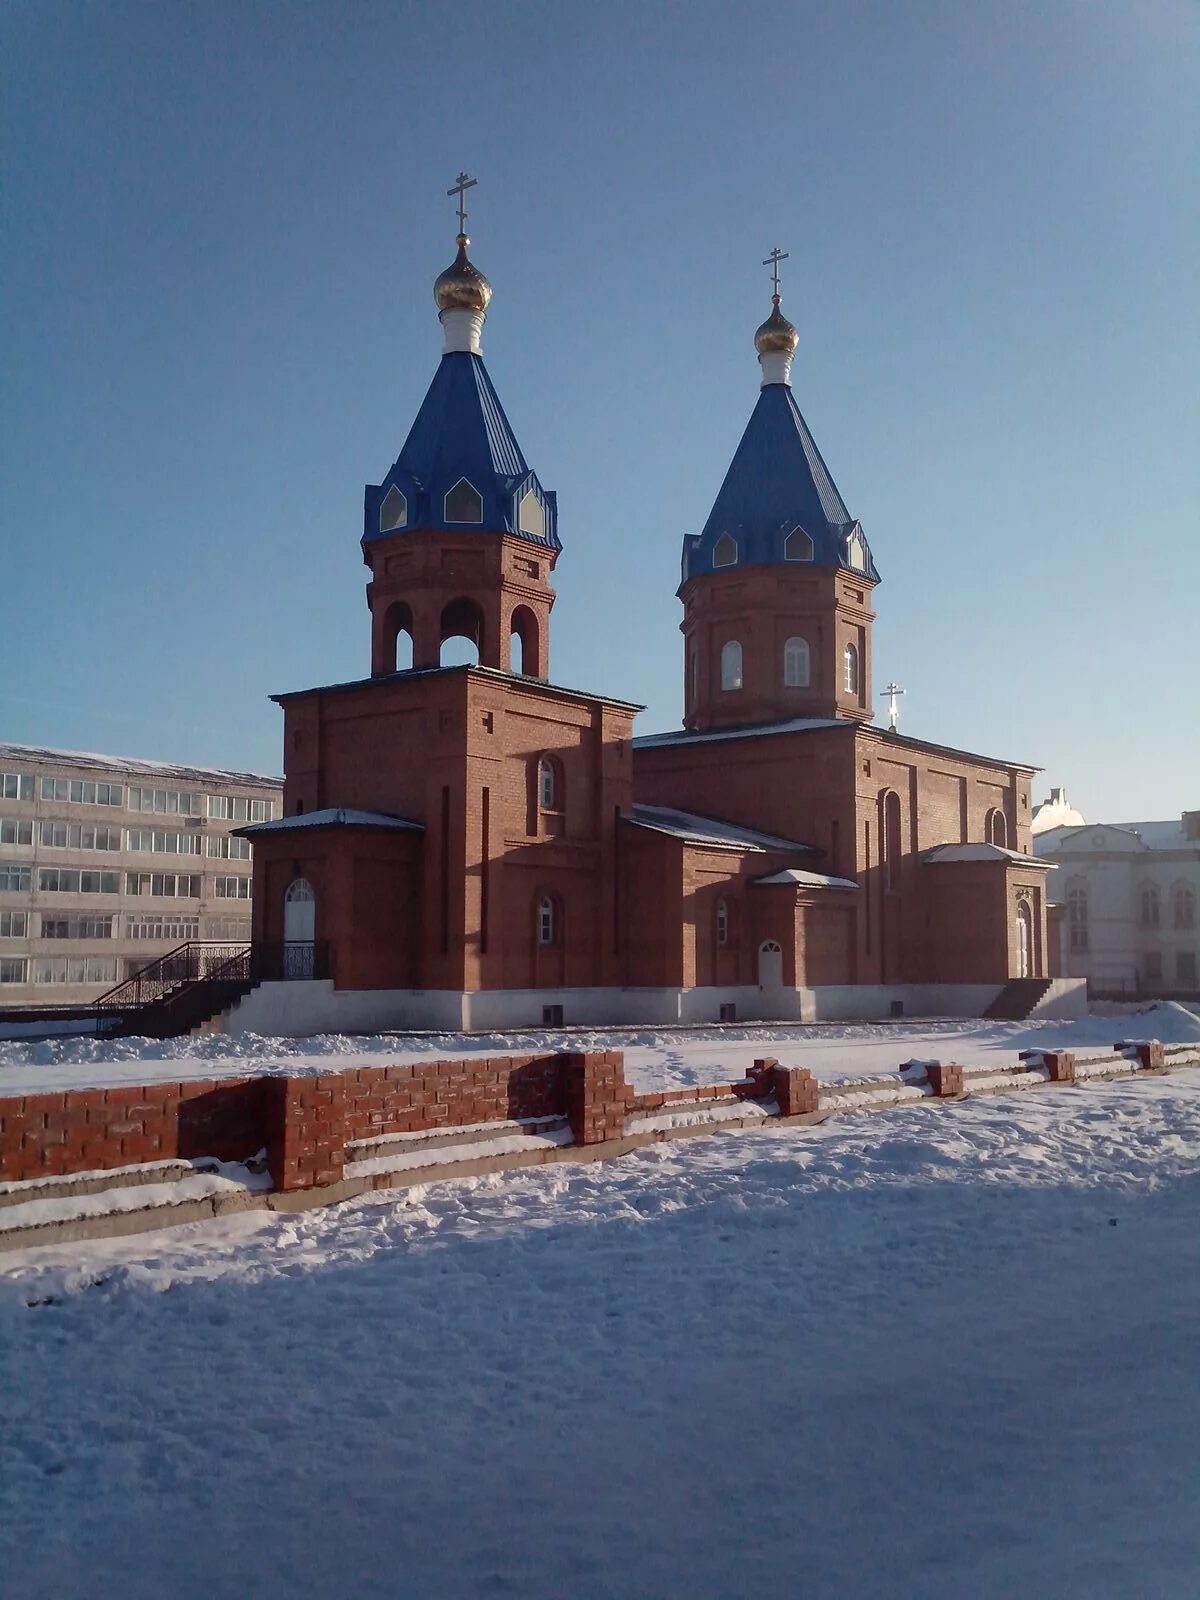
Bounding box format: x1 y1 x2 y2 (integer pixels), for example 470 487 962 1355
216 977 1088 1038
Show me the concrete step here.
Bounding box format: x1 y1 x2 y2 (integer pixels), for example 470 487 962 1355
345 1114 569 1166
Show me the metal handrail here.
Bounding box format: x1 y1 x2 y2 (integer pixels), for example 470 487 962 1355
93 941 252 1015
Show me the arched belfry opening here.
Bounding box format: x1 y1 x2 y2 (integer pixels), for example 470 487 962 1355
440 596 485 666
379 600 414 674
509 605 542 677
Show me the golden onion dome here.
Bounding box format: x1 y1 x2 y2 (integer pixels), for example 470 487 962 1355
755 296 799 356
434 234 493 315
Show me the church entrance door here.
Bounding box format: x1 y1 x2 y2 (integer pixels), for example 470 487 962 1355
1015 901 1032 979
757 940 784 989
283 878 316 980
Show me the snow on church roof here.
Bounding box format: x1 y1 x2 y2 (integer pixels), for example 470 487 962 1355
235 808 423 836
753 867 860 890
627 804 818 855
923 843 1056 867
632 717 850 750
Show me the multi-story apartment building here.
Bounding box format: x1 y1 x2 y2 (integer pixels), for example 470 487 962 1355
0 743 282 1007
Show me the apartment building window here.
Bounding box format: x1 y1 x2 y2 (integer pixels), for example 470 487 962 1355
40 822 122 851
0 820 34 847
208 795 274 822
38 868 121 894
205 915 251 939
1178 951 1198 989
0 866 32 892
41 915 115 940
0 957 29 983
126 829 202 856
0 912 29 938
128 787 202 815
1 773 35 801
39 778 123 806
214 876 252 899
125 873 202 898
128 916 200 941
32 956 119 985
206 835 252 860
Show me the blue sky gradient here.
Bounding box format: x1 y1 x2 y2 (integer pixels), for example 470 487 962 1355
2 0 1197 820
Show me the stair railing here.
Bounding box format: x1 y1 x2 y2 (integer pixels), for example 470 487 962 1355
93 942 252 1030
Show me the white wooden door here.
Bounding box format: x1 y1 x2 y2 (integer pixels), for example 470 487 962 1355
758 940 784 989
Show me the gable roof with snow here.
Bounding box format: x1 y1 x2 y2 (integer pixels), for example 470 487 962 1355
753 867 860 891
922 843 1056 867
234 808 423 839
626 804 818 855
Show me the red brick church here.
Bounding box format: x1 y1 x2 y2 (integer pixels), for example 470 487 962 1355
235 188 1059 1033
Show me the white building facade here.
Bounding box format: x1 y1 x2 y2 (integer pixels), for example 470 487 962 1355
0 744 281 1008
1036 811 1200 998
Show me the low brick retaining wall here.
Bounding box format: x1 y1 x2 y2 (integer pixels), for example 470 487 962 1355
2 1040 1195 1195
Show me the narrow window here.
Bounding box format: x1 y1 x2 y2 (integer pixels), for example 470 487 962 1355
716 897 729 948
783 636 810 688
1173 886 1196 929
882 790 902 891
720 640 743 691
444 477 483 523
843 642 859 695
846 527 867 571
987 808 1008 848
539 759 556 810
379 485 407 532
1067 883 1089 951
537 894 555 946
784 526 814 562
713 533 738 569
1140 886 1160 928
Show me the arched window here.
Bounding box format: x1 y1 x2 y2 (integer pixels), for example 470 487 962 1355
843 642 859 695
537 894 557 946
444 477 483 523
283 878 315 977
784 526 814 562
518 489 545 538
713 533 738 569
538 758 558 811
987 808 1008 848
1067 881 1089 951
1173 885 1196 929
716 896 729 948
379 485 407 532
720 640 743 691
1140 885 1161 928
783 636 810 688
881 790 902 890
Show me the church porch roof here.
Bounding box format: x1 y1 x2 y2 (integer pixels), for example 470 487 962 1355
626 804 818 855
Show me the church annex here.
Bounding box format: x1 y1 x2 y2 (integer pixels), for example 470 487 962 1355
236 182 1057 1033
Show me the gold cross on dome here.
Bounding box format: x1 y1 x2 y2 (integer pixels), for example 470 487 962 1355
447 171 478 235
762 247 789 299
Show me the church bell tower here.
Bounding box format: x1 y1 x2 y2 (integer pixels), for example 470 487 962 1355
362 175 560 680
679 252 879 732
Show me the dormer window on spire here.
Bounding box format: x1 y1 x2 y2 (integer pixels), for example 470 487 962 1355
518 490 545 539
784 526 813 562
846 527 867 572
445 478 483 523
713 533 738 569
379 485 408 533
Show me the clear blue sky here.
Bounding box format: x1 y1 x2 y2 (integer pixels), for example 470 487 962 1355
2 1 1197 822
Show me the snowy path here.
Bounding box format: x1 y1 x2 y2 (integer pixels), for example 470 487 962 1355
2 1071 1199 1599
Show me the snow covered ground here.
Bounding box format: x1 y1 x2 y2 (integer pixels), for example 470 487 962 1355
2 1069 1199 1598
2 1000 1198 1096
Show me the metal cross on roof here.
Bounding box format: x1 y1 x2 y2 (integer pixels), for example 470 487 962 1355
881 681 906 732
447 171 478 234
762 247 789 299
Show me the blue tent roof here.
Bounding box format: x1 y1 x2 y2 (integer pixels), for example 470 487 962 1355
680 383 878 587
363 352 559 551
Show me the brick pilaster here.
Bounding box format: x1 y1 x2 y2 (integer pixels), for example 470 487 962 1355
266 1074 347 1191
773 1066 819 1117
563 1051 627 1145
926 1062 964 1097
